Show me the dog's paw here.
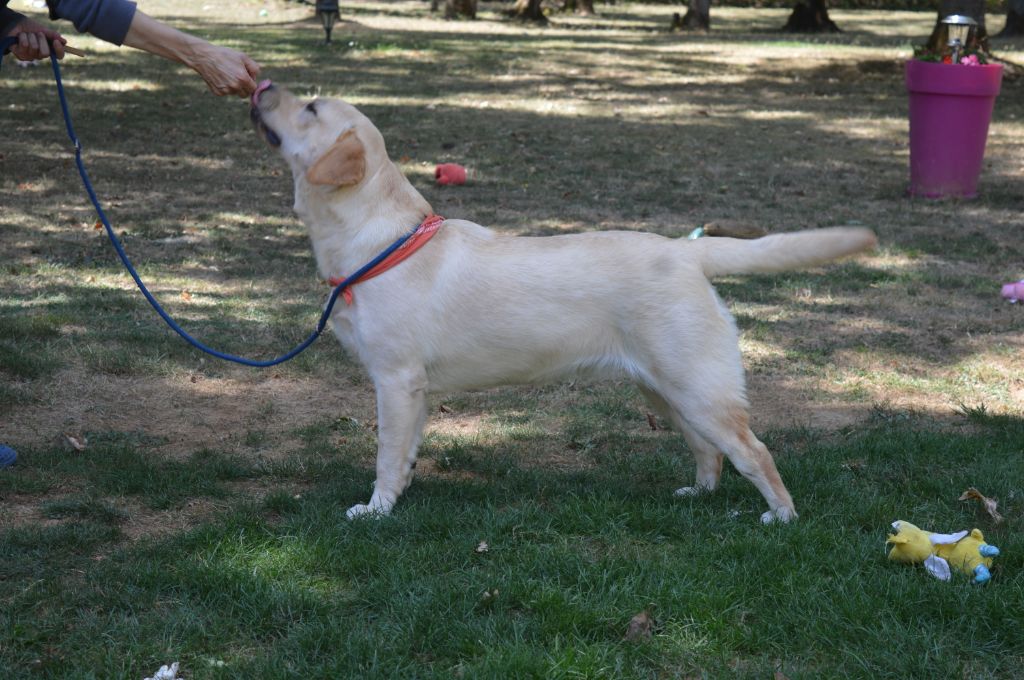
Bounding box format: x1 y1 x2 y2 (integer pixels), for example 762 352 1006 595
345 503 389 520
760 506 797 524
674 485 710 498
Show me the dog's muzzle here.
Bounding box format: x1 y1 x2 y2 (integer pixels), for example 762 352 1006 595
250 79 282 147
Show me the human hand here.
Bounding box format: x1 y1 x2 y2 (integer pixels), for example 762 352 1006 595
6 17 66 61
189 42 261 97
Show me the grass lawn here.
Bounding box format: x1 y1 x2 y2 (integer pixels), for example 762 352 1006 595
2 1 1023 677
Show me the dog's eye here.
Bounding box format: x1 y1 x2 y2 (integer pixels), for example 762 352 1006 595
305 101 318 116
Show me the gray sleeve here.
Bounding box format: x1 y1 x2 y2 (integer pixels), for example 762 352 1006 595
1 6 26 39
46 0 138 45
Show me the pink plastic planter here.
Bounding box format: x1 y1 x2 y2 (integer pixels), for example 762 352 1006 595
905 60 1003 198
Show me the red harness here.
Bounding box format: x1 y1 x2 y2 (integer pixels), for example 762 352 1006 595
328 214 445 305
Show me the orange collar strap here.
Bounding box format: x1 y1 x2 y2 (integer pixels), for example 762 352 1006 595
328 214 445 305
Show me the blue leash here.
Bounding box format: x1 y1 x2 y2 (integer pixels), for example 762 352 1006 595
2 38 415 367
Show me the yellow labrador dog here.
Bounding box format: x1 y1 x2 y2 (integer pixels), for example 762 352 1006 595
250 81 876 524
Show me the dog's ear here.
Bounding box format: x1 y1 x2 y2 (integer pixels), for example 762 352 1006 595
306 129 366 187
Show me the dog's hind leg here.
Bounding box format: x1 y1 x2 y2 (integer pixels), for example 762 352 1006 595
674 425 724 497
346 370 429 519
639 290 796 522
682 399 796 523
643 365 795 522
640 386 723 496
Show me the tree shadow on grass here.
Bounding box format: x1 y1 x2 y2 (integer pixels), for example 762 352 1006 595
4 9 1022 384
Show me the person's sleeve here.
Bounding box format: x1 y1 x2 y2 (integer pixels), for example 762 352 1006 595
1 5 27 39
46 0 137 45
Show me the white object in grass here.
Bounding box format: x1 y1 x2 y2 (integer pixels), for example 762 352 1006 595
144 662 181 680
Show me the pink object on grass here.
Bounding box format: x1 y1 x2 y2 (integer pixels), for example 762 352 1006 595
435 163 467 186
906 60 1003 199
1001 281 1024 303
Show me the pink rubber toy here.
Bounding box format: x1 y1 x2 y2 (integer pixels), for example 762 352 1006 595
435 163 467 186
1001 281 1024 303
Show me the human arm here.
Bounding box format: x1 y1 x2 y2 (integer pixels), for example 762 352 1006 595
45 0 260 97
121 10 260 97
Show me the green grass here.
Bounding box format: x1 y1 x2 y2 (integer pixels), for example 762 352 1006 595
1 435 256 509
0 310 68 379
2 408 1022 678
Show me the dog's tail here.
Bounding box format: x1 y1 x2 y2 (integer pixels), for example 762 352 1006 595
694 227 877 279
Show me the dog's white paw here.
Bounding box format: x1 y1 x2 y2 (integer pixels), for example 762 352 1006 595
345 503 389 520
674 485 709 497
760 507 797 524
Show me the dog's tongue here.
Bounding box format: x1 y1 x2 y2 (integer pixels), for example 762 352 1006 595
252 79 272 107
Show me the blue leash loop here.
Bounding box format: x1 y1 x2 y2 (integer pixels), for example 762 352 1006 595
2 37 415 367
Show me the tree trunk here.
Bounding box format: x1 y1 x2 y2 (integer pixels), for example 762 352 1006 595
562 0 596 15
783 0 841 33
926 0 987 54
445 0 477 19
674 0 710 32
508 0 547 23
995 0 1024 37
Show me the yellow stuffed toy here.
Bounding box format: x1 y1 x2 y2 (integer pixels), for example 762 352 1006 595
886 521 999 584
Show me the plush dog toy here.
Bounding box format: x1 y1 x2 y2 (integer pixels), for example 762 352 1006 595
886 521 999 584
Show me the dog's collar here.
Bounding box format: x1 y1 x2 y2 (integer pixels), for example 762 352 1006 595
327 214 445 305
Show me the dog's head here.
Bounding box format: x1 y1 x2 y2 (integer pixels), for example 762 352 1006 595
250 80 386 190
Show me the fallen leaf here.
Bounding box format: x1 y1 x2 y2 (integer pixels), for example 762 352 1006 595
959 487 1003 523
624 611 654 641
93 220 103 230
439 404 452 414
646 413 660 431
64 433 87 452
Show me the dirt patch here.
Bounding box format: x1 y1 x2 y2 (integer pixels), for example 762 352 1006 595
0 369 377 459
0 494 70 531
118 496 223 543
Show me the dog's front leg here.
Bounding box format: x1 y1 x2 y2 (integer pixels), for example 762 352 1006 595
346 370 429 520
